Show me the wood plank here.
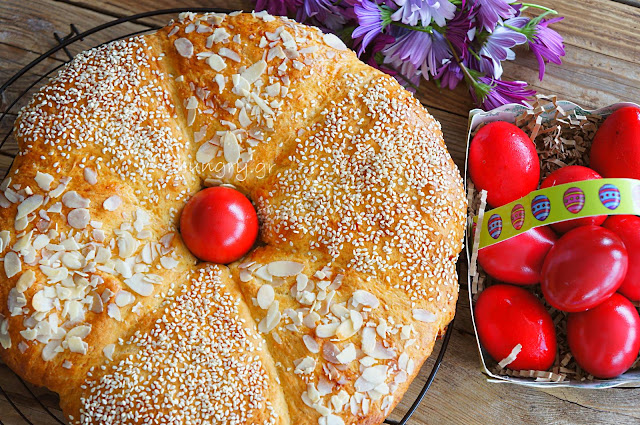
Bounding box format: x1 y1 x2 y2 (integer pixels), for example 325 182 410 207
531 0 640 62
0 44 66 114
0 0 149 61
56 0 256 27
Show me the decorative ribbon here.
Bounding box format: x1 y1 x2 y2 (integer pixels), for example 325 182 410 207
471 178 640 249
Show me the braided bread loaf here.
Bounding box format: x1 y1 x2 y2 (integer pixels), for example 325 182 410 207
0 11 465 425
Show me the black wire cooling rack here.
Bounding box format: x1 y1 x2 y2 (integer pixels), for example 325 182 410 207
0 7 457 425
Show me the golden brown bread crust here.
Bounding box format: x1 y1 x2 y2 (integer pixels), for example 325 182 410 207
0 11 465 425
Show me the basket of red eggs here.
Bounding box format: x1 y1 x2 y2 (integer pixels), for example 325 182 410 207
466 96 640 387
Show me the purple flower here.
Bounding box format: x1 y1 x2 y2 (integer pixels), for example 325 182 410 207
468 52 502 79
471 76 536 110
530 17 565 80
391 0 456 27
475 0 517 32
420 30 452 78
382 28 433 70
255 0 302 16
353 0 388 55
477 20 527 77
298 0 348 30
364 33 397 71
436 59 464 89
446 6 478 55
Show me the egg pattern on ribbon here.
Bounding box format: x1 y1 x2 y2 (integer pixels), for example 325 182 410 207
599 184 621 210
487 214 503 239
531 195 551 221
563 187 585 214
511 204 525 230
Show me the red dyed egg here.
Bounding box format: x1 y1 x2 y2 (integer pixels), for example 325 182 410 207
540 165 606 233
469 121 540 207
590 106 640 179
180 187 259 264
478 226 557 285
603 215 640 301
567 293 640 378
475 285 557 371
541 226 628 312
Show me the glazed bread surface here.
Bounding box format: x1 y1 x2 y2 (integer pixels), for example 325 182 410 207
0 11 466 425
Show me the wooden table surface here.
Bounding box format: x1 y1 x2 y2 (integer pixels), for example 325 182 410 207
1 0 640 424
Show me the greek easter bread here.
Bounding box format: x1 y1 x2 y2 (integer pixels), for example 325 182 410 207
0 11 466 425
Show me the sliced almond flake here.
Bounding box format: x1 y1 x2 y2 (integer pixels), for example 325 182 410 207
32 290 53 312
103 343 115 361
303 334 320 353
258 301 281 333
133 209 150 232
222 131 241 164
206 13 225 25
160 256 179 270
115 290 135 307
362 364 389 384
193 125 208 143
268 260 304 277
323 33 347 51
15 270 36 293
15 216 27 231
67 208 90 229
0 230 9 252
294 356 316 374
257 284 275 310
336 343 356 364
49 177 71 198
241 60 267 84
196 24 212 33
316 322 339 338
254 265 272 282
16 194 43 220
35 172 54 191
214 74 226 94
124 273 154 296
336 318 357 341
299 46 319 54
279 30 297 50
206 54 227 72
238 107 252 128
103 195 122 211
47 202 62 213
0 193 10 208
219 47 241 62
185 95 198 110
62 191 90 208
352 290 379 309
167 26 179 37
187 108 197 127
4 251 21 278
41 339 60 361
107 303 122 321
174 38 194 57
413 308 437 323
498 343 523 369
212 27 230 43
196 142 218 164
67 336 88 354
89 293 104 313
66 325 91 340
13 229 33 252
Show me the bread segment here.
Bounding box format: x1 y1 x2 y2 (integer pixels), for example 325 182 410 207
0 11 466 425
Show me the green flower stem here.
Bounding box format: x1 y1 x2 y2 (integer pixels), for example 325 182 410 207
390 21 434 33
517 2 558 14
503 23 523 32
444 38 477 88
